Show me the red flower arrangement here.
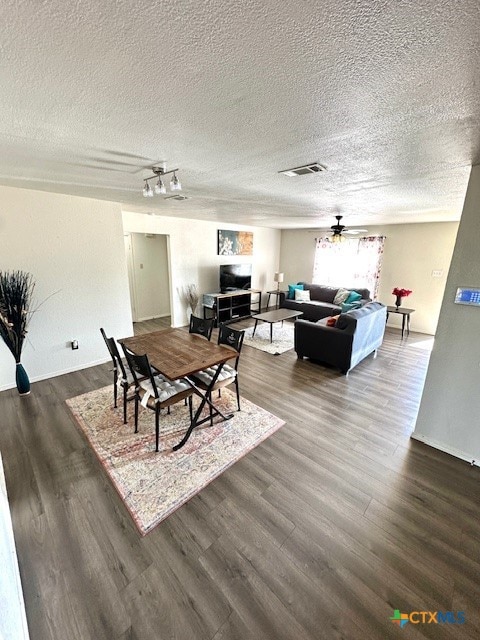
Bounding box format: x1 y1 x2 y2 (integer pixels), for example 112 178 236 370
392 287 412 297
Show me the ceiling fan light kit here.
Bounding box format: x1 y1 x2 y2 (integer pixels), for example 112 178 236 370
142 163 182 197
328 215 367 241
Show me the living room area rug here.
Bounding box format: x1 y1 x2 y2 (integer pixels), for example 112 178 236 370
66 386 284 535
242 321 295 355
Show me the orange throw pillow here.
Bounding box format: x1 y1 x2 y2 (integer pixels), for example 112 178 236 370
326 315 339 326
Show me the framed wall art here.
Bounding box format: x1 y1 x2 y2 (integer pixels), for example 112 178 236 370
217 230 253 256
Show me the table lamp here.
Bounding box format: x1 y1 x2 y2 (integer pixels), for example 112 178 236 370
274 272 284 291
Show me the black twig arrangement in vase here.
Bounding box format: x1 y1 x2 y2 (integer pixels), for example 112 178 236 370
0 270 36 395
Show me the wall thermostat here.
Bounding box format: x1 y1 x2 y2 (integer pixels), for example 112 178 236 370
454 288 480 306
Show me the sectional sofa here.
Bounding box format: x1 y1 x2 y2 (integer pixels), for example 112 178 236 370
279 282 371 322
294 301 387 374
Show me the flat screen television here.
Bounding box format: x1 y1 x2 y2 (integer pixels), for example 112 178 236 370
220 264 252 292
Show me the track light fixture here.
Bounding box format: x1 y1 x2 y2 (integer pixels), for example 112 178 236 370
142 163 182 197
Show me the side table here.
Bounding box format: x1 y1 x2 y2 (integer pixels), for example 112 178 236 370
266 290 285 310
386 306 414 338
249 289 262 314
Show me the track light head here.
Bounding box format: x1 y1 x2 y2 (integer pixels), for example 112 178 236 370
170 172 181 191
143 181 153 197
154 177 166 194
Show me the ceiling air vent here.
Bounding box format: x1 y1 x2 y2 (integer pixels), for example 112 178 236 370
279 163 326 177
164 195 189 201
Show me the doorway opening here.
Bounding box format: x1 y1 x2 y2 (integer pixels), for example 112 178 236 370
124 233 171 324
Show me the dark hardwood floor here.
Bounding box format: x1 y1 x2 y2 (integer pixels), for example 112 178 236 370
1 317 479 640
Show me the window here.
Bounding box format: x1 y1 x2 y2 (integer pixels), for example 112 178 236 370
313 236 385 298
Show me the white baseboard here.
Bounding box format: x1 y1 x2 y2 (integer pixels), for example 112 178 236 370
411 432 479 467
134 313 170 322
0 358 110 392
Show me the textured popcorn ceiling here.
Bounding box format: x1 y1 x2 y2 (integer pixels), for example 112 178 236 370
0 0 479 228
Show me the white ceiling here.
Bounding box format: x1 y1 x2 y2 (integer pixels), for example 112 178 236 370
1 0 479 229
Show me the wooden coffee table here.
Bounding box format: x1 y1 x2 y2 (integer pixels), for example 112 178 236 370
251 308 303 342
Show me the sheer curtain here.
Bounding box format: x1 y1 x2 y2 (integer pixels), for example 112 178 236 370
312 236 385 298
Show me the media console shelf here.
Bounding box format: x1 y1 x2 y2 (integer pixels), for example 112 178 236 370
203 289 261 326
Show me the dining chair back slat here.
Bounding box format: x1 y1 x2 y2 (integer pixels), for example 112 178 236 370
124 350 156 390
218 323 244 358
189 315 214 341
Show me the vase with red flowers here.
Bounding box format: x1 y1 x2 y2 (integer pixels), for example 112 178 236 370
392 287 412 309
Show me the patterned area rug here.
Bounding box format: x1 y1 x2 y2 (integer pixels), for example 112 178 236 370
243 321 295 355
66 386 284 535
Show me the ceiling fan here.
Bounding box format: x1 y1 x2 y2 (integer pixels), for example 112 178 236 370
328 215 367 241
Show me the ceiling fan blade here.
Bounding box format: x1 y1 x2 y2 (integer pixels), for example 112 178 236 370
343 228 368 235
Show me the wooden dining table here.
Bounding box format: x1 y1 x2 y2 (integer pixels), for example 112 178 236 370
119 328 237 450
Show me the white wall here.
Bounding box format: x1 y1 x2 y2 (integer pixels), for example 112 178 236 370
0 453 30 640
126 233 170 321
122 212 281 326
279 222 458 335
413 166 480 465
0 185 133 391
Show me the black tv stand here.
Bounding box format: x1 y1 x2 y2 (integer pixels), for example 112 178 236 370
203 290 261 326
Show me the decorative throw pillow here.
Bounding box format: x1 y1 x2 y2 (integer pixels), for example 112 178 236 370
341 301 362 313
333 287 351 305
326 314 340 326
345 290 362 304
287 284 304 299
294 288 311 302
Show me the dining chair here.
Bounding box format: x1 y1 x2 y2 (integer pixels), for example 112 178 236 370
189 314 214 341
189 323 244 423
100 327 135 424
122 346 194 452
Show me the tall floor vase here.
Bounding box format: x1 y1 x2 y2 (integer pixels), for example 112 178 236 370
15 362 31 396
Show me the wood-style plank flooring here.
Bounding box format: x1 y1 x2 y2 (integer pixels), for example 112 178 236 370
1 317 479 640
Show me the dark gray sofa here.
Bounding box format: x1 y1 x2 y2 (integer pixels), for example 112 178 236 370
294 302 387 374
280 283 371 322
